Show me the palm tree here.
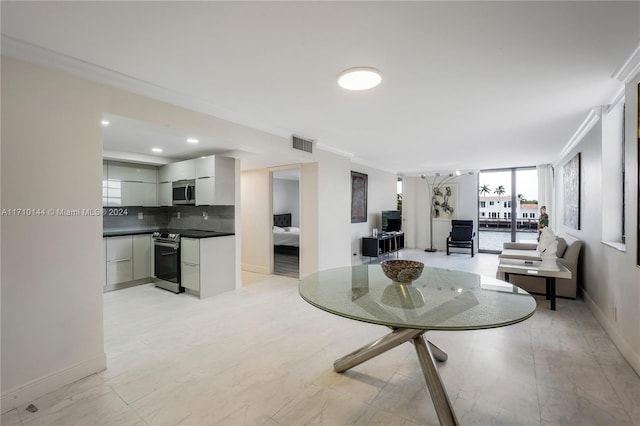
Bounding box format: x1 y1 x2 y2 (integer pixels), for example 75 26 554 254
479 184 491 197
493 185 506 228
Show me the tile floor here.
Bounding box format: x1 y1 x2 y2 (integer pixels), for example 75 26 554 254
2 250 639 425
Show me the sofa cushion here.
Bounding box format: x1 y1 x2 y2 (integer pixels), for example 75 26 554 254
556 237 567 258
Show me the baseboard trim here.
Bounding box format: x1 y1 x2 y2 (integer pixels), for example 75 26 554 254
1 353 106 414
241 263 270 275
583 290 640 375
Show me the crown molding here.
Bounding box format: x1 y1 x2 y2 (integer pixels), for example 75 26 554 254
558 108 601 161
0 35 292 139
612 40 640 83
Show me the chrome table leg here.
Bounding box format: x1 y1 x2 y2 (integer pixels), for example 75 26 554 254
413 334 459 426
334 328 424 373
428 340 448 362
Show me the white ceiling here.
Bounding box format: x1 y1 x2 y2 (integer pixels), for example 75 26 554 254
2 1 639 175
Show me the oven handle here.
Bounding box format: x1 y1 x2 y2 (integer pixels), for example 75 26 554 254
154 241 180 249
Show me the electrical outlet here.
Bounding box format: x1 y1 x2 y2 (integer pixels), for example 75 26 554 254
177 212 181 219
203 211 208 220
138 212 143 220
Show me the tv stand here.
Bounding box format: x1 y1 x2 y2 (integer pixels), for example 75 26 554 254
362 232 405 259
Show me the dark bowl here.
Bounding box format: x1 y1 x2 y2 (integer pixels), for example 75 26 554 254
380 260 424 284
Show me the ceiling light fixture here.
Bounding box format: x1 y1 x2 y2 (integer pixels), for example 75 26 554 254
338 67 382 91
151 148 163 153
187 138 199 144
101 120 110 126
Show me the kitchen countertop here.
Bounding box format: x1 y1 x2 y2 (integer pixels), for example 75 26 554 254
103 228 234 239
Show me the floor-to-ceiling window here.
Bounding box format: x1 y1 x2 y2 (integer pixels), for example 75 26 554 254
478 167 538 252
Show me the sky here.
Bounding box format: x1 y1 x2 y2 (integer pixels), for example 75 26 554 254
478 169 538 201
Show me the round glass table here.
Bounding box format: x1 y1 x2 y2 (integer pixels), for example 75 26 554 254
299 265 536 426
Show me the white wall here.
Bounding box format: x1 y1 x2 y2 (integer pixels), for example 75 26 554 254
553 73 640 375
240 169 272 274
404 173 479 252
0 56 292 411
349 164 398 261
317 150 352 270
273 178 300 227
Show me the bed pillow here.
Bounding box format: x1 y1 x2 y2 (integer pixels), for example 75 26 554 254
273 226 285 232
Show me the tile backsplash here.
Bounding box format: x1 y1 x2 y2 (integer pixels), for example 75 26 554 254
103 205 235 233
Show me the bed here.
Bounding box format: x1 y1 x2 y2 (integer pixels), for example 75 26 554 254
273 213 300 254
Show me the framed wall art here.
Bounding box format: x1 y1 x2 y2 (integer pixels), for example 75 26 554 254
563 152 581 230
351 171 368 223
432 183 458 220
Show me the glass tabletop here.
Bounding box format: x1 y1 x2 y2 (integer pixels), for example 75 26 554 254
299 265 536 331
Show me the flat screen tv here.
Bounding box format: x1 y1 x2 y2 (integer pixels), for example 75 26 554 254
381 210 402 232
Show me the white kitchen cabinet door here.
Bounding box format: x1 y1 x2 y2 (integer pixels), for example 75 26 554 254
158 182 172 206
107 162 157 183
195 156 216 178
181 262 200 291
102 238 107 288
133 235 151 280
158 164 174 183
172 159 195 181
106 259 133 286
181 238 200 291
181 238 200 264
195 177 215 206
106 236 133 261
120 182 157 207
195 156 235 206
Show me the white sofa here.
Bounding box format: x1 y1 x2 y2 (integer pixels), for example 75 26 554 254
497 235 583 299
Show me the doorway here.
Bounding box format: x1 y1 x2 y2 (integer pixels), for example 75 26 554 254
478 167 538 252
272 168 300 278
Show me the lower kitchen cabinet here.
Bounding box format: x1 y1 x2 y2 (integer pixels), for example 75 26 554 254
180 235 235 298
181 237 200 292
104 234 153 291
106 236 133 286
133 234 151 280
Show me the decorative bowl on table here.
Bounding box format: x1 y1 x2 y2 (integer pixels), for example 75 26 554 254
380 260 424 284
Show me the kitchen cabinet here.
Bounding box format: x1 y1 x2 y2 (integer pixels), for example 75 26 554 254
195 156 235 206
106 236 133 286
158 182 172 206
107 162 157 183
172 159 195 181
181 235 235 298
102 238 107 288
104 160 158 207
158 163 173 183
181 237 200 292
104 234 153 290
133 235 151 280
120 182 157 207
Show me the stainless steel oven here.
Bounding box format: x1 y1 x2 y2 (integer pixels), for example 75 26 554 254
153 232 183 293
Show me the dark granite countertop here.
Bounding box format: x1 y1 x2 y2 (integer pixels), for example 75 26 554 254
103 229 159 237
103 229 234 239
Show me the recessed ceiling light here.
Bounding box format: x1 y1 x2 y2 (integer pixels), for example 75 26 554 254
187 138 199 144
337 67 382 91
152 148 163 153
101 120 110 126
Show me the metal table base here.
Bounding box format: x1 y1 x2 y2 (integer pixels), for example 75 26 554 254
333 328 458 426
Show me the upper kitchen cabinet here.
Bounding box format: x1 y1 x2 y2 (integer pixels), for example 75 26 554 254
172 159 196 182
104 161 158 207
107 162 157 183
195 156 235 206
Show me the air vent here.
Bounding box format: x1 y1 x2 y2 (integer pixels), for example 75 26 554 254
291 135 314 153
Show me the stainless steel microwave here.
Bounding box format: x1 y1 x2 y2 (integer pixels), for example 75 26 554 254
172 180 195 205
